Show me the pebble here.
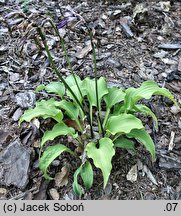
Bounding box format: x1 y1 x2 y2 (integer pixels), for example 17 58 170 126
49 188 60 200
170 105 181 114
52 160 60 167
0 83 8 91
153 50 168 59
15 91 36 108
12 108 23 122
0 188 7 196
9 73 20 82
178 57 181 72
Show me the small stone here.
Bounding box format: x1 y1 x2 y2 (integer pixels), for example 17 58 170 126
153 50 168 59
162 72 168 78
49 188 59 200
9 73 20 82
126 164 137 183
170 105 181 114
178 58 181 72
0 83 7 91
162 58 177 65
0 188 7 196
52 160 60 167
12 108 23 121
178 119 181 129
101 14 108 20
113 10 122 16
76 43 92 59
32 118 40 129
15 91 36 108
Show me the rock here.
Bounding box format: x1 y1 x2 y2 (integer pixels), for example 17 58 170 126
0 139 30 189
126 164 137 183
158 43 181 50
170 105 181 114
120 17 134 38
178 58 181 72
153 50 168 58
144 192 155 200
0 0 6 4
162 58 177 65
51 160 60 167
159 155 181 169
49 188 60 200
106 58 122 69
9 73 20 82
76 43 92 59
12 108 23 122
0 188 7 196
0 82 8 91
15 91 36 108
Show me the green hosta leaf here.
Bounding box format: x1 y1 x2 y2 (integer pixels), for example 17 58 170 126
58 100 79 120
65 74 82 87
73 161 94 196
127 129 156 161
66 75 86 103
35 84 45 92
86 138 115 188
58 100 83 131
124 80 178 111
114 137 135 151
80 161 93 190
73 167 82 197
133 104 158 127
35 82 65 98
39 144 74 179
104 86 125 109
67 85 86 104
19 99 63 124
106 113 144 135
83 77 108 107
44 82 65 98
41 122 77 147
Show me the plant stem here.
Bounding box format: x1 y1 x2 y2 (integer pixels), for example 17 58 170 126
103 108 110 129
48 19 94 139
89 31 104 137
48 20 84 100
112 133 123 142
36 27 84 114
75 119 84 132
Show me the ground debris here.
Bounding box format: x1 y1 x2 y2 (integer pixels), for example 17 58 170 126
0 139 30 189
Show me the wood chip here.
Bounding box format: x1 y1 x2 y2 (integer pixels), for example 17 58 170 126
168 131 175 151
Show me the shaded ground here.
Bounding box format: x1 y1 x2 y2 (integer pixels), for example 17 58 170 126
0 0 181 200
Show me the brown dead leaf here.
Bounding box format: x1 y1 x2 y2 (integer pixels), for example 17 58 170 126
64 119 82 131
54 166 70 188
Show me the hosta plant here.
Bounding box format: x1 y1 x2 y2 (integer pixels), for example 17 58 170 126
18 19 178 196
20 75 178 196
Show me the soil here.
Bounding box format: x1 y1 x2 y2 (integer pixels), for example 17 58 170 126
0 0 181 200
